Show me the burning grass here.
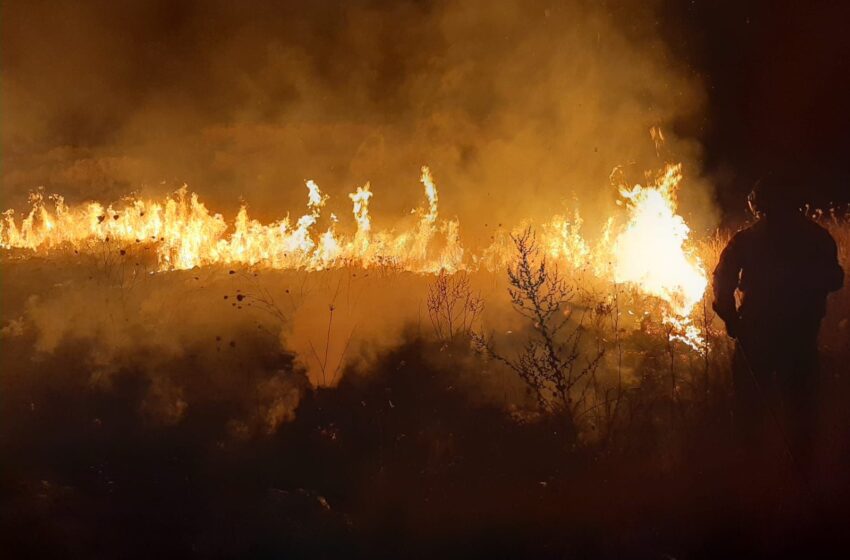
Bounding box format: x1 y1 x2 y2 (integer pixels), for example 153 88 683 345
4 164 845 438
2 162 710 348
2 164 848 556
1 208 848 557
2 162 846 437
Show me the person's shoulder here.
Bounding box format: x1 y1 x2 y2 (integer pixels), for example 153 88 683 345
728 221 761 246
715 223 759 260
799 216 836 245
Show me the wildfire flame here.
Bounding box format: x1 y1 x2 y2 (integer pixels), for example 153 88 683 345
0 167 462 273
607 164 707 349
610 164 707 317
1 163 707 347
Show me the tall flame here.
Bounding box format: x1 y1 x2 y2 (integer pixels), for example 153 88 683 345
607 164 707 349
610 164 707 317
348 183 373 255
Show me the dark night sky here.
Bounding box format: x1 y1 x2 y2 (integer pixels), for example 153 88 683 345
661 0 850 215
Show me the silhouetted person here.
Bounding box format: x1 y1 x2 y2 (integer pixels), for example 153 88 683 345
713 180 844 471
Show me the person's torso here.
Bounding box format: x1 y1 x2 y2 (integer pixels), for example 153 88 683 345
737 218 832 327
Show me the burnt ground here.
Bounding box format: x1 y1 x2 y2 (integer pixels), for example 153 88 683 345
2 327 850 559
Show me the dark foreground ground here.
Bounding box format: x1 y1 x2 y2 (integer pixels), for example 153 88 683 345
3 328 850 559
3 219 849 559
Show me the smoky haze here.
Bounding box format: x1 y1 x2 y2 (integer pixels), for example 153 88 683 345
0 0 722 422
2 0 714 239
6 5 850 556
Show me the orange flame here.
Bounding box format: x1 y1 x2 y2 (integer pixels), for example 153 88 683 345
1 164 708 347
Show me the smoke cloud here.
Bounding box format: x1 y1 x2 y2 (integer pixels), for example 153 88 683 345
1 0 718 427
2 0 712 235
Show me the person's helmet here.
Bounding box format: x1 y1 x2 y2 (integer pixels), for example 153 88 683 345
747 175 803 218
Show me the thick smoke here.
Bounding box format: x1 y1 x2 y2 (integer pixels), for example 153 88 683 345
0 254 528 434
1 0 716 427
2 0 712 233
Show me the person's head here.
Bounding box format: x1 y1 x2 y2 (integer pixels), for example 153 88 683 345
747 174 804 219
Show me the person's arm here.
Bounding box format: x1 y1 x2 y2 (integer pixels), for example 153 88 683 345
712 232 744 336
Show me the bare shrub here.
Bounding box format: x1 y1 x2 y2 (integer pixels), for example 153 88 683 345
234 270 355 387
426 270 483 343
473 228 604 431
